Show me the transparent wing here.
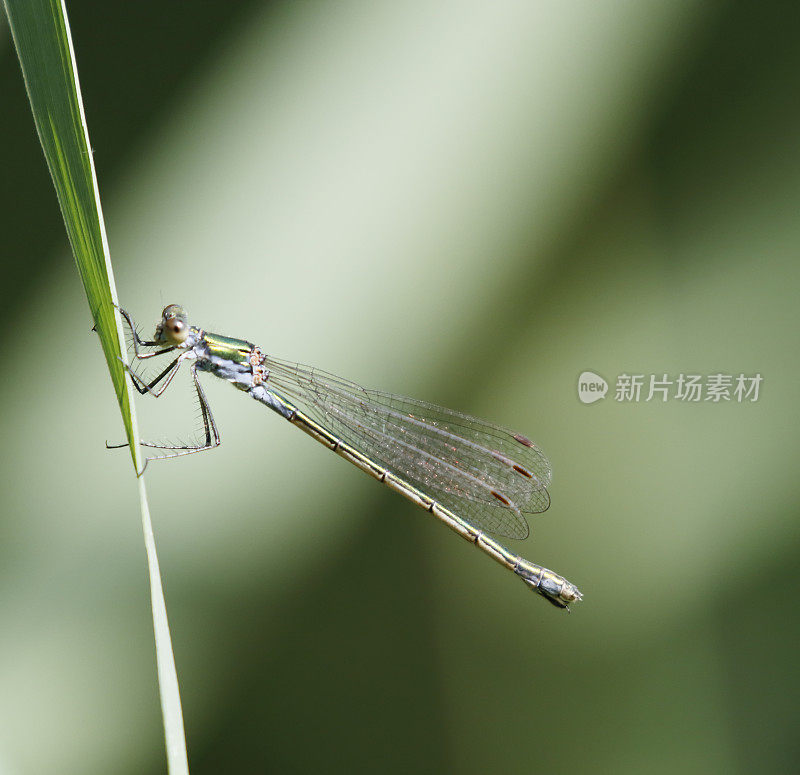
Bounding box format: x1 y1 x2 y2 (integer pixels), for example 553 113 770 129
265 358 551 540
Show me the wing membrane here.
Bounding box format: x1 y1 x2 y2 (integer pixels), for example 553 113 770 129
265 358 551 540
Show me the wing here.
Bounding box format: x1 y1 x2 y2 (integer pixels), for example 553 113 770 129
264 358 551 540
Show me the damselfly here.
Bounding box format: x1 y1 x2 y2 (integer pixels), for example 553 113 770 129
113 305 582 609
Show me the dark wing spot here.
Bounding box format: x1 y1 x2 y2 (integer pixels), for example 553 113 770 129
512 433 534 447
491 490 511 506
513 464 533 478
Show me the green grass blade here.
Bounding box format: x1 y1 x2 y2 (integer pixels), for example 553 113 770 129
2 0 136 467
3 1 189 772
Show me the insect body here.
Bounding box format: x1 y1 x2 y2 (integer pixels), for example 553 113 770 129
116 304 582 609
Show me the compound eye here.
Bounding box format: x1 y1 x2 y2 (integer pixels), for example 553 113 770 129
166 318 188 343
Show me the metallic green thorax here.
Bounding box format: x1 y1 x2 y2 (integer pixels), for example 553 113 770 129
201 331 254 364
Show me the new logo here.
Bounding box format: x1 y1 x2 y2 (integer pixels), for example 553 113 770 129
578 371 608 404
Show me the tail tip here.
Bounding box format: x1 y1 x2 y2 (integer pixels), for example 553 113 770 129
518 568 583 610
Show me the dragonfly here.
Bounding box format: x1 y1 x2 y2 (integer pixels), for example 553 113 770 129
113 304 582 610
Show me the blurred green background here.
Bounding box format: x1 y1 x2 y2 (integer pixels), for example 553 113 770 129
1 1 798 773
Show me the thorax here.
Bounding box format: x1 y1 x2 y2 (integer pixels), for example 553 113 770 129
201 331 254 363
193 329 258 389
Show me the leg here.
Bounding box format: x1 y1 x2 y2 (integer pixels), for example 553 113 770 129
123 355 185 397
118 307 176 360
193 365 221 452
107 364 221 465
134 365 220 458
